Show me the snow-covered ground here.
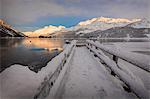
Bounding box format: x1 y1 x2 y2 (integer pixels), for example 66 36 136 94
56 47 137 99
103 42 150 55
0 65 39 99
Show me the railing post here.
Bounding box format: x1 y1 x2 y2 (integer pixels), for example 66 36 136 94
113 55 118 63
95 46 98 50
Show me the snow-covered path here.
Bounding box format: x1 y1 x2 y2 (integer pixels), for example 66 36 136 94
57 47 136 99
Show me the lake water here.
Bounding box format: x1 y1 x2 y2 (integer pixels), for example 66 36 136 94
0 38 64 73
0 38 149 73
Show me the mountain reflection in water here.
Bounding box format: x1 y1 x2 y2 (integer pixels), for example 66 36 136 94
0 38 64 73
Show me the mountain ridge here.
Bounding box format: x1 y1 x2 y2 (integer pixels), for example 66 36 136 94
23 25 65 37
0 20 25 37
22 17 150 38
78 17 141 26
66 17 142 35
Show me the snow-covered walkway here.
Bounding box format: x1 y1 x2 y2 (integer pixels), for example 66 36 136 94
57 47 137 99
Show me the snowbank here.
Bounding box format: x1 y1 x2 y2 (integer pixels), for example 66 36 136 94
0 40 76 99
0 65 39 99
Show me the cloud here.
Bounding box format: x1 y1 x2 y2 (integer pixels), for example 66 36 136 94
103 0 149 19
0 0 2 17
1 0 81 25
63 0 149 18
1 0 149 26
63 0 149 19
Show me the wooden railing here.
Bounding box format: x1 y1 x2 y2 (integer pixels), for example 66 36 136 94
86 40 149 99
86 40 150 72
34 40 76 99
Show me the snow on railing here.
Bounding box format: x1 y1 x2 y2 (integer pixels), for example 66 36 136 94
86 40 149 99
46 41 76 99
34 40 76 99
86 40 150 72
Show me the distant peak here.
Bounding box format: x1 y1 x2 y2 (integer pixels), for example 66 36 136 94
140 18 150 23
44 25 65 28
24 25 66 37
78 17 141 26
0 19 11 28
127 18 150 28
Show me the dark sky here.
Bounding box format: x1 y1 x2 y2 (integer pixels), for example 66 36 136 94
1 0 149 31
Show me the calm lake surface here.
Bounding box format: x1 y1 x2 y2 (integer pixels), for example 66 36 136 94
0 38 149 73
0 38 65 73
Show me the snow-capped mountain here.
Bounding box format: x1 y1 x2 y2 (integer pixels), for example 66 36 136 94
23 17 150 38
127 18 150 28
0 19 11 28
78 17 140 26
82 18 150 38
0 19 25 37
24 25 65 37
67 17 141 34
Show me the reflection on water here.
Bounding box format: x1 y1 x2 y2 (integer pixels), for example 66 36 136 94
0 38 64 73
22 38 63 51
